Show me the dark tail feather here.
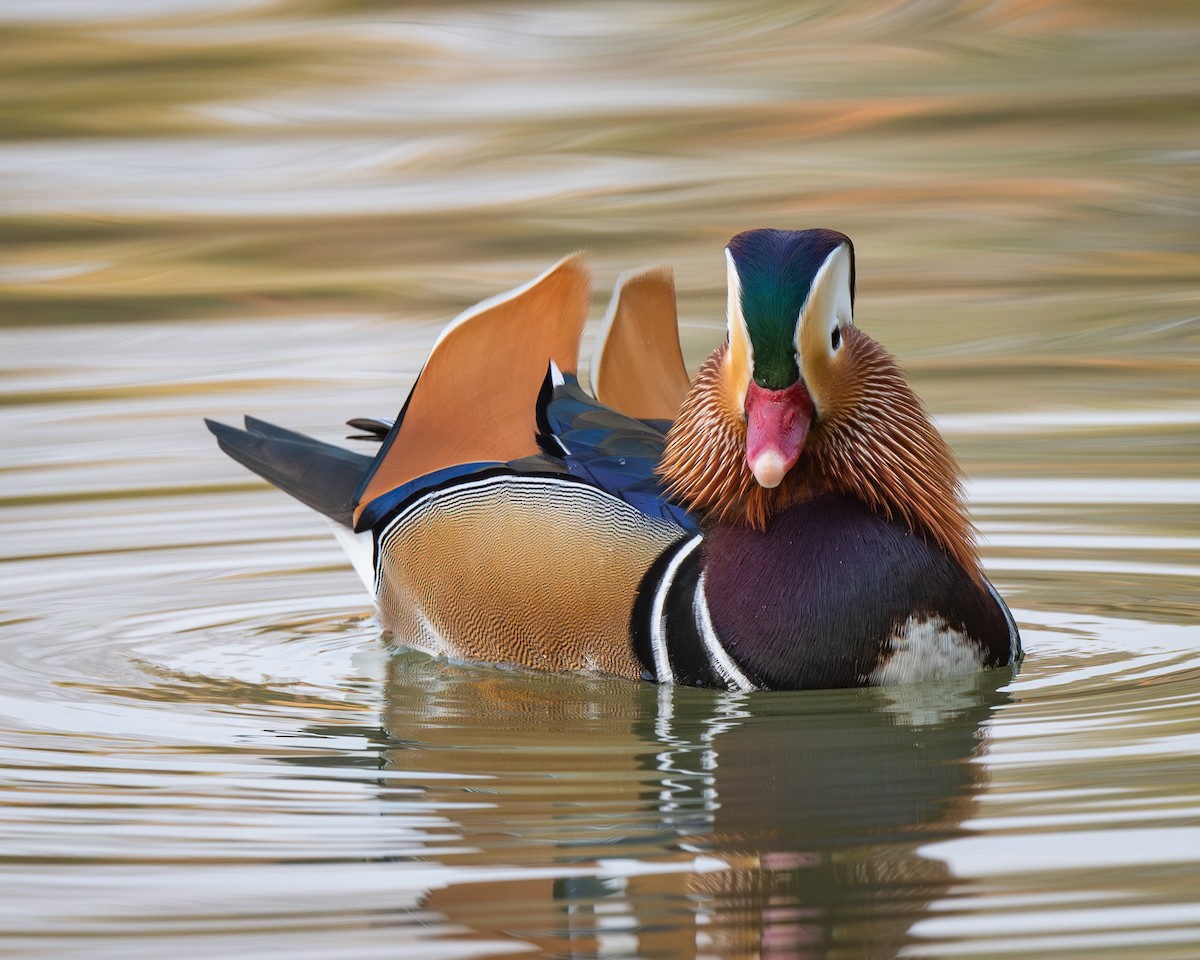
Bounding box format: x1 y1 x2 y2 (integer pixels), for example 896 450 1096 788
205 417 374 528
345 416 394 442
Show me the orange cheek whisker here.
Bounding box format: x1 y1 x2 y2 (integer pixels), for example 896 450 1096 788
659 329 982 582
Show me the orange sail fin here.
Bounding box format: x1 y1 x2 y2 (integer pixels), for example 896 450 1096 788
355 254 590 521
592 265 691 422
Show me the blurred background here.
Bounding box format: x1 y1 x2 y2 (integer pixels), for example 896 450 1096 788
1 2 1198 958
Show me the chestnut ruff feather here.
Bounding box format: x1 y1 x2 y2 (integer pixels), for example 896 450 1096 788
658 326 981 581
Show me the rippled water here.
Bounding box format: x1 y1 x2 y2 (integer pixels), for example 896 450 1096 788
2 2 1198 957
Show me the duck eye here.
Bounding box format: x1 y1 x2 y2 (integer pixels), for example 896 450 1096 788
831 325 842 351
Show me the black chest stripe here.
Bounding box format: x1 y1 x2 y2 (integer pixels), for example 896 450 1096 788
659 545 721 688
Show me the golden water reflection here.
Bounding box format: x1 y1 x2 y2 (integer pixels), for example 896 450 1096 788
376 656 1011 959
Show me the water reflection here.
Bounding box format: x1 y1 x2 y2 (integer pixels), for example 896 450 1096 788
360 655 1013 958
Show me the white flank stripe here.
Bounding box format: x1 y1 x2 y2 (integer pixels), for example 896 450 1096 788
693 573 758 692
649 535 702 685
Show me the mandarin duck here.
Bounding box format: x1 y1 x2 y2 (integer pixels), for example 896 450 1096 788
207 229 1020 690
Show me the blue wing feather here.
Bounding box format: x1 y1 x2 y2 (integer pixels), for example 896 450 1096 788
541 374 698 532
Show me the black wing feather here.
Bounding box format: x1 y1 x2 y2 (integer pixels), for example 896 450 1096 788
205 418 373 528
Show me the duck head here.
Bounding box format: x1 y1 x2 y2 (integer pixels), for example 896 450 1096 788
724 228 852 489
659 228 980 578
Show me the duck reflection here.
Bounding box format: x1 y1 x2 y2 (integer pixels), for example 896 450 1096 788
371 653 1011 959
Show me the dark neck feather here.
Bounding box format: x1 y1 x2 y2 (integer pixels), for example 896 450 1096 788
658 329 981 580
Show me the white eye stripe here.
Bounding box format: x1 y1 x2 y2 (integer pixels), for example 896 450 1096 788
725 247 755 403
725 249 749 346
795 243 855 369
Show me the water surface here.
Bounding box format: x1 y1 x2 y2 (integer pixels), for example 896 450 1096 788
1 2 1198 958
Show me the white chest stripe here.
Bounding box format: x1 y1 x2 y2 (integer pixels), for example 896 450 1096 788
693 573 759 692
649 535 703 685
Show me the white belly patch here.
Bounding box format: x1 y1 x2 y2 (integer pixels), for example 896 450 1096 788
868 616 984 686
